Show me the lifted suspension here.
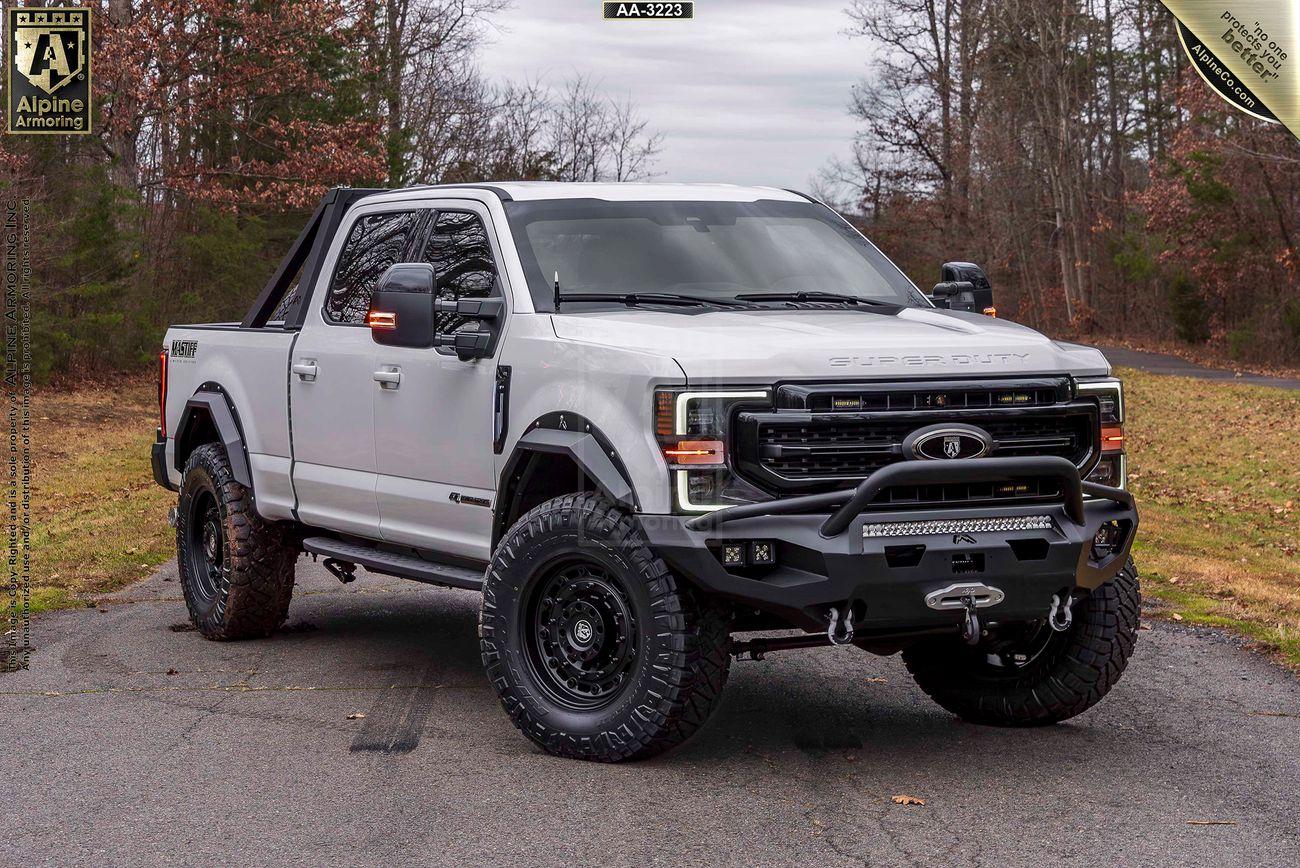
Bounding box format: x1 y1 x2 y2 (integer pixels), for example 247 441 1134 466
730 624 959 661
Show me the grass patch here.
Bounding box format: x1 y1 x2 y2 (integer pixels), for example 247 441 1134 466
29 378 174 612
1120 367 1300 668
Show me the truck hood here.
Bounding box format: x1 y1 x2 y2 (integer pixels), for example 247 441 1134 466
550 307 1110 382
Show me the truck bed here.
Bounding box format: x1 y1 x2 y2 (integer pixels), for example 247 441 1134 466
162 324 298 519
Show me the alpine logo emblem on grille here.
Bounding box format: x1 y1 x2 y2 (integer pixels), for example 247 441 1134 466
903 423 994 460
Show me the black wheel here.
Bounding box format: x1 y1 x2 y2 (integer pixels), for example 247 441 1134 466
176 443 296 640
903 559 1140 726
480 493 731 762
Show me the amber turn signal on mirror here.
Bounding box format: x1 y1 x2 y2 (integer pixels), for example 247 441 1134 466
367 311 397 330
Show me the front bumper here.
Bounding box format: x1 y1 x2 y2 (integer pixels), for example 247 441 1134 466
638 456 1137 633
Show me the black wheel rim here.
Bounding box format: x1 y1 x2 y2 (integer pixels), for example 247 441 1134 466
185 489 225 604
523 559 639 711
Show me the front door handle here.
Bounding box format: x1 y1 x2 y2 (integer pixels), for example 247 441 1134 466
373 368 402 389
292 361 318 381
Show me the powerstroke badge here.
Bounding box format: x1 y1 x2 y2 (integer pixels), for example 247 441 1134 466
6 7 92 135
1161 1 1297 138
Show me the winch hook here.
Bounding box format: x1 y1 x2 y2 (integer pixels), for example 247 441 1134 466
960 594 982 646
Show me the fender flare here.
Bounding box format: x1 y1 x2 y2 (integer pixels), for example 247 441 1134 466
174 388 254 489
495 414 639 545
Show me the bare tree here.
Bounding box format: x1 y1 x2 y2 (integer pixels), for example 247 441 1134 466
371 0 512 185
844 0 989 238
606 95 664 181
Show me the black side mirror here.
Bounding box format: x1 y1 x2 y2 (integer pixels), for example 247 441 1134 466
368 263 501 359
929 262 995 315
369 263 437 348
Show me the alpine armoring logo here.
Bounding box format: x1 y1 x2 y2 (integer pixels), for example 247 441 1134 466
7 7 92 135
903 423 994 461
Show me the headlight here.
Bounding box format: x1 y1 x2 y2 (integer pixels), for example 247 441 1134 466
1077 378 1126 489
654 388 775 512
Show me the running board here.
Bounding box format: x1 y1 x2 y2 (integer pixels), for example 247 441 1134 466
301 537 485 591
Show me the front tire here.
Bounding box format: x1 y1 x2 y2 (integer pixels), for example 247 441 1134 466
903 559 1140 726
176 442 297 640
480 493 731 762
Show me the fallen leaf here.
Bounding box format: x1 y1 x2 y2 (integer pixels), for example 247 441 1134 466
1186 819 1236 826
892 795 925 806
865 677 887 683
1171 613 1184 621
346 712 367 720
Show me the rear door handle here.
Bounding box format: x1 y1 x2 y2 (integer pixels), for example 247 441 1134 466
292 361 317 381
373 368 402 389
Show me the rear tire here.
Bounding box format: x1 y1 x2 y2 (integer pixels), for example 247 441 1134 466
176 442 296 640
480 493 731 762
903 559 1140 726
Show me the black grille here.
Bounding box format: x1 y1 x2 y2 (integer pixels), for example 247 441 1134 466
777 378 1071 413
735 379 1098 506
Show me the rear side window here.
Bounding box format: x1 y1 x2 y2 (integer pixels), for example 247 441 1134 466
422 211 498 334
324 210 421 324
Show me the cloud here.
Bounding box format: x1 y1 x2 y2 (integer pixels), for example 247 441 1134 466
478 0 872 188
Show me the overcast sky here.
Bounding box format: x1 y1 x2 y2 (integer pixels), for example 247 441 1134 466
477 0 869 190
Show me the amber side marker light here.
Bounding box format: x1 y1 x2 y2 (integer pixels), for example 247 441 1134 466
654 391 675 437
1101 424 1125 453
367 311 397 330
663 439 725 466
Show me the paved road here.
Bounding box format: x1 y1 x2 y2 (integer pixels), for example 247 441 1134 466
4 561 1298 867
1099 346 1300 390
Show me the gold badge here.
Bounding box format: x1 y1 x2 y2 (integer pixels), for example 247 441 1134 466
1161 1 1298 139
7 7 92 135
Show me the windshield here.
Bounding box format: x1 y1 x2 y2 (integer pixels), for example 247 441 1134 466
503 198 929 311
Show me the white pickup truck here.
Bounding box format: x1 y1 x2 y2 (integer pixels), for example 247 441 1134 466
153 182 1139 762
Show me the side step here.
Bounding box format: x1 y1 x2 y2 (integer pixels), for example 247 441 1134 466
301 536 485 592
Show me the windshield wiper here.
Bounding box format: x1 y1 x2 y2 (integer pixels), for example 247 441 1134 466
553 291 745 310
735 291 902 311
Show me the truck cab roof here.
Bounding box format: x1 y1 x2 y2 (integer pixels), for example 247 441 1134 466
362 181 810 205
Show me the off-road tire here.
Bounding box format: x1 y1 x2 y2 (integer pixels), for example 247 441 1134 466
480 493 731 762
903 559 1140 726
176 442 296 640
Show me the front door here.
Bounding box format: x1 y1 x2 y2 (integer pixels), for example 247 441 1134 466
374 204 504 561
290 206 424 536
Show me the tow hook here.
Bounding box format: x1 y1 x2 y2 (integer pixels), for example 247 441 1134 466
960 595 982 646
827 606 855 646
1048 593 1074 632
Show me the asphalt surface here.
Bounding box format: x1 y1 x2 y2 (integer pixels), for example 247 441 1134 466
1099 346 1300 390
4 560 1298 867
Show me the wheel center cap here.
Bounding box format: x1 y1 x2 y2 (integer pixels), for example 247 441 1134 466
571 619 594 646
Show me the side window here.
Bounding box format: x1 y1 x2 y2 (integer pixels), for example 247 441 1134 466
422 210 498 334
324 210 421 324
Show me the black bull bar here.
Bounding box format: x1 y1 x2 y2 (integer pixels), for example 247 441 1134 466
639 457 1138 633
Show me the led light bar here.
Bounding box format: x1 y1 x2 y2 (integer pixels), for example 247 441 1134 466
863 515 1054 539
